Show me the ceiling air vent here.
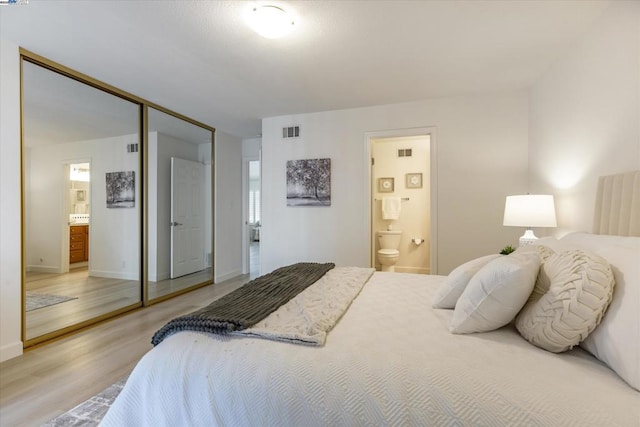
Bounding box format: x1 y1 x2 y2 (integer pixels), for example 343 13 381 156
127 143 139 153
398 148 412 157
282 125 300 139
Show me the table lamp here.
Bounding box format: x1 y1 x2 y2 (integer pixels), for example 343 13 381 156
503 195 557 246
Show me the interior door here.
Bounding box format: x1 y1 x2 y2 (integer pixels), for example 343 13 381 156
171 157 205 278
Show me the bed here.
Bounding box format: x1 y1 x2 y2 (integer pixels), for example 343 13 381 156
102 171 640 426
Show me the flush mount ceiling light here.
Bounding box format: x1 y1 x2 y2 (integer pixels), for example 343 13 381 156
246 4 295 39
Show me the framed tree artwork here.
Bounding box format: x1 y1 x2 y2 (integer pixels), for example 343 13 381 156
106 171 135 208
286 158 331 206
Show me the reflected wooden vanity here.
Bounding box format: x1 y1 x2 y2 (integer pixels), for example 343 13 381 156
69 225 88 263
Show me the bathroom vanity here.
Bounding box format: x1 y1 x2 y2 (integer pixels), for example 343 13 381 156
70 224 89 263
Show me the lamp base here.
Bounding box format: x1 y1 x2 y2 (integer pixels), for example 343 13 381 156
519 229 538 247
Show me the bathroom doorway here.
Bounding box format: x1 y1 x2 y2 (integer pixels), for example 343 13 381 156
367 129 437 274
67 162 91 271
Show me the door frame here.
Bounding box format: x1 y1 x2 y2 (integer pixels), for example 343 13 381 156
61 158 92 274
241 156 260 274
363 127 438 274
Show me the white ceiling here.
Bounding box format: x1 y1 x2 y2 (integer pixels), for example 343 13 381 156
1 0 611 139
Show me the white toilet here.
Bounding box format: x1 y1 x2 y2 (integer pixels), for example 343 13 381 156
377 230 402 272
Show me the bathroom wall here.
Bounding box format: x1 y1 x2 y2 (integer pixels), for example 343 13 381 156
372 135 430 274
69 180 90 216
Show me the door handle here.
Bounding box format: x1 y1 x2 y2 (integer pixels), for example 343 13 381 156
170 221 183 227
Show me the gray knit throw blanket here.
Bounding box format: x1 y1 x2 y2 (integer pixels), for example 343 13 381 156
151 262 335 346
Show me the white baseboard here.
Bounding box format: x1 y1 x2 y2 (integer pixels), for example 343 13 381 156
148 272 170 282
215 269 242 283
26 265 61 273
70 261 88 269
0 341 23 362
89 270 139 281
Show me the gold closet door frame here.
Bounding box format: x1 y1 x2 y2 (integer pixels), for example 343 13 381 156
19 48 216 348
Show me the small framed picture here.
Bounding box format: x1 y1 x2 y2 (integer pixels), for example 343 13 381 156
76 190 86 201
406 173 423 189
378 177 394 193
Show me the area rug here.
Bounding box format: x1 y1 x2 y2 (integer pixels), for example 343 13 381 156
42 377 126 426
26 292 78 312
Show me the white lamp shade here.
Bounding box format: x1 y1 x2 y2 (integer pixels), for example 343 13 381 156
503 195 557 227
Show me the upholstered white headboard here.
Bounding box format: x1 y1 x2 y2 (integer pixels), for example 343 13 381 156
592 170 640 237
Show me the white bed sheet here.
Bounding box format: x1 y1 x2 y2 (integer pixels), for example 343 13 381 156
102 272 639 427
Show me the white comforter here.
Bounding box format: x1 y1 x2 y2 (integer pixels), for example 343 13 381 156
102 272 639 427
234 266 375 345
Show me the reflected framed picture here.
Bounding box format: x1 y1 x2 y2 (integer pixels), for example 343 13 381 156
378 177 394 193
406 173 423 189
106 171 135 208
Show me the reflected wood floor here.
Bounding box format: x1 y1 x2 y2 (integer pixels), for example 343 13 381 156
0 273 251 427
25 268 140 340
148 267 213 300
27 266 218 339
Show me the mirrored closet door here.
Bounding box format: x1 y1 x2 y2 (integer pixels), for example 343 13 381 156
146 107 214 302
22 58 142 344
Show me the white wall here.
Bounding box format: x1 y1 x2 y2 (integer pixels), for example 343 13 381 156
529 2 640 236
261 92 529 276
26 135 141 280
243 138 261 159
0 39 23 361
214 130 243 282
200 142 213 269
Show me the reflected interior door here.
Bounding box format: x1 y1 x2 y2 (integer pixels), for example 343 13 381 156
171 157 205 278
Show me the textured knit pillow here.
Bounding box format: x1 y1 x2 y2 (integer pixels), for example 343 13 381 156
450 252 540 334
515 249 615 353
432 254 501 309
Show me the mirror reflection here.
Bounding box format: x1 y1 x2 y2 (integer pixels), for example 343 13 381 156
147 107 213 301
22 60 142 342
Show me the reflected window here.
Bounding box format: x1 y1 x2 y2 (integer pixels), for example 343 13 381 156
249 160 260 224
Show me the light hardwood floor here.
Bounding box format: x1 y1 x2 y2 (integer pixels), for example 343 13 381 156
0 273 252 427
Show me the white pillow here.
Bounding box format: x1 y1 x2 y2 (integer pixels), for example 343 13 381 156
514 243 556 263
450 252 540 334
558 233 640 391
515 249 615 353
432 254 501 309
